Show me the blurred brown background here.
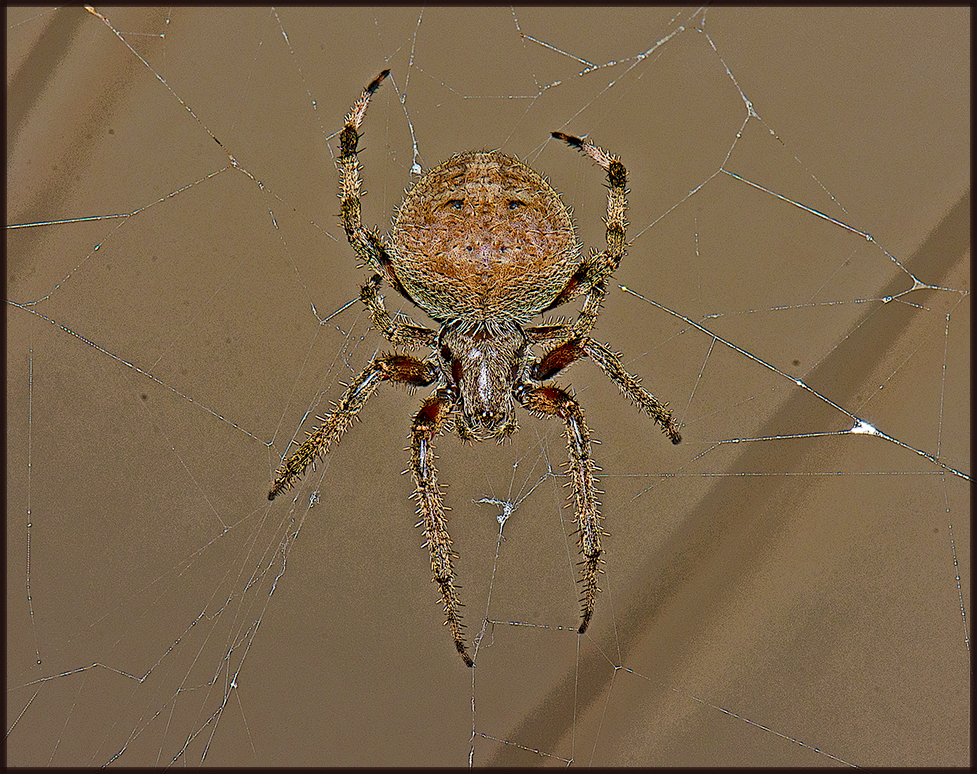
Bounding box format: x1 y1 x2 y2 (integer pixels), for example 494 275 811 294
7 7 969 766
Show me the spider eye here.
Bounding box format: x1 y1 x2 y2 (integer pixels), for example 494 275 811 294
507 199 524 210
445 199 464 211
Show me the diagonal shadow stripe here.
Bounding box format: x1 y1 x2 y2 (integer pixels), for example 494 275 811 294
487 187 970 764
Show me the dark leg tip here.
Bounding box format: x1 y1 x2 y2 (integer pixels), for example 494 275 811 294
552 131 584 149
367 69 390 94
458 642 474 668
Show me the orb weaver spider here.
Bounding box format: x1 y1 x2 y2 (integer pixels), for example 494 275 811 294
269 70 681 667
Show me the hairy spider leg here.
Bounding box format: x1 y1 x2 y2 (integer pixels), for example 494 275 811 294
532 337 682 445
336 74 476 665
338 70 392 278
360 274 436 350
409 391 475 667
528 131 683 443
541 132 629 329
584 339 682 444
510 133 681 633
517 385 602 633
338 70 416 308
516 335 679 635
268 353 436 500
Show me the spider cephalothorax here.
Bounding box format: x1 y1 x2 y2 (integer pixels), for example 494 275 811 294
269 70 681 667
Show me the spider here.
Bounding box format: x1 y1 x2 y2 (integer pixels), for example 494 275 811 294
269 70 681 667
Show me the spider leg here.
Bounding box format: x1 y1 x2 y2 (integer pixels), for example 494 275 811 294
269 353 435 500
532 134 681 441
584 339 682 444
530 336 682 444
547 132 629 319
338 71 402 282
409 391 474 667
518 385 603 634
360 274 437 350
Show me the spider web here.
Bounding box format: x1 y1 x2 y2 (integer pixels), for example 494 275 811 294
6 6 970 766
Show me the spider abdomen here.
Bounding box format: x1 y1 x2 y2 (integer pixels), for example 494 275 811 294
393 150 581 323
